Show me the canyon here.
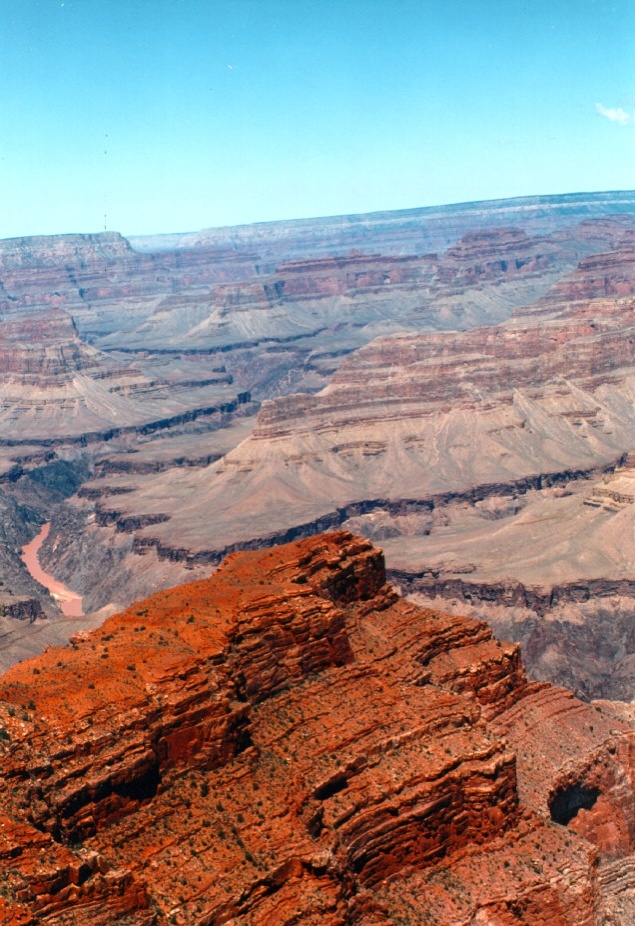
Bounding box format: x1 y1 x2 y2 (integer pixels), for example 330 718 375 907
3 192 635 921
1 192 635 687
48 213 635 703
0 531 635 924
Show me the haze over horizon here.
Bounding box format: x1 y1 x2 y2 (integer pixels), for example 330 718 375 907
2 0 634 240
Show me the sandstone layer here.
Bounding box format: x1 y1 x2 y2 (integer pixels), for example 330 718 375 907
0 531 633 924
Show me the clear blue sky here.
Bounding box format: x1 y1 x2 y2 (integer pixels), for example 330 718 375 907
1 0 634 238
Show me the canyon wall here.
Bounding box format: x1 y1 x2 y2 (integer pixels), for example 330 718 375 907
87 229 635 557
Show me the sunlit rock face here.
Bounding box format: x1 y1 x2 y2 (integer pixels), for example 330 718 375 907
0 531 633 924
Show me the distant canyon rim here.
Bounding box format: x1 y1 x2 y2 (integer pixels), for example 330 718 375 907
0 190 635 703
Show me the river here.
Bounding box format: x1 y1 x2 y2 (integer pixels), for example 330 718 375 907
21 523 84 618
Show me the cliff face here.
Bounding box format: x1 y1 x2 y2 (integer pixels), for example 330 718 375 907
528 227 635 310
0 531 632 924
252 228 635 434
0 232 254 442
0 231 259 338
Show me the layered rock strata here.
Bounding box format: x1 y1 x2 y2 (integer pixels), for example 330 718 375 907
0 297 251 444
88 231 635 564
0 231 260 344
0 531 632 923
588 452 635 510
3 209 628 399
3 196 635 663
52 228 635 703
102 220 630 360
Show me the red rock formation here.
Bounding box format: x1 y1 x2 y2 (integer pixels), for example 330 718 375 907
533 227 635 308
0 532 632 923
433 227 554 285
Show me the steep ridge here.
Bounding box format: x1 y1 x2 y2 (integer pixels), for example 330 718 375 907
0 531 633 924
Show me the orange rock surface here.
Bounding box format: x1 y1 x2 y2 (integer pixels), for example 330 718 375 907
0 531 632 924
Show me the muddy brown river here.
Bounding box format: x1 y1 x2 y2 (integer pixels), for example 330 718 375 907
21 523 84 618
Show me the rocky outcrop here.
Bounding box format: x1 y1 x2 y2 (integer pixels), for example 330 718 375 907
401 577 635 703
1 597 45 621
587 451 635 510
0 308 100 378
433 226 554 284
393 572 635 617
0 531 633 923
531 228 635 310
